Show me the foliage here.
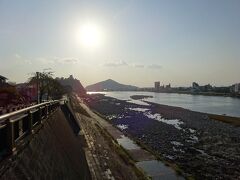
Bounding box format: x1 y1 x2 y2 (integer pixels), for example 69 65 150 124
29 72 64 102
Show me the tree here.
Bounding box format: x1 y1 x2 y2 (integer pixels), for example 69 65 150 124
47 78 65 99
29 71 64 103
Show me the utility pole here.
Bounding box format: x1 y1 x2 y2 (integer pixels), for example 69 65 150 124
36 72 40 104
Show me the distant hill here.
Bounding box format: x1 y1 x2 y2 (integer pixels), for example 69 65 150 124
56 75 86 95
85 79 138 91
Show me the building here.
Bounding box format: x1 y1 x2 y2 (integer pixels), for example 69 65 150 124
232 83 240 94
16 83 37 102
166 83 171 89
0 75 19 106
202 84 213 92
0 75 7 85
154 81 160 91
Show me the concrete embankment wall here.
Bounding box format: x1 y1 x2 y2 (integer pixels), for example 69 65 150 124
0 106 90 180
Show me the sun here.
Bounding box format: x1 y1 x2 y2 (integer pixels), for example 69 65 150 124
77 23 102 48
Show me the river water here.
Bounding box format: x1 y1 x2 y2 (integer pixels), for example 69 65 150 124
116 134 183 179
88 91 240 117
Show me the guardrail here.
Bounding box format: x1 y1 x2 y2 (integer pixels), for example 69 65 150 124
0 103 36 115
0 100 60 158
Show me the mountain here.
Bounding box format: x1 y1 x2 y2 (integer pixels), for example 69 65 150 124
85 79 138 91
56 75 86 95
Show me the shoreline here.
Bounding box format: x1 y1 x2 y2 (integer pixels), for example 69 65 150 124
143 100 240 126
88 90 240 99
84 94 240 179
77 95 183 179
87 91 240 118
151 91 240 98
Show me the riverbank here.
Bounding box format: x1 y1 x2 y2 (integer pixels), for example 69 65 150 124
84 94 240 179
88 91 240 117
76 95 184 179
130 95 153 100
156 91 240 98
89 90 240 99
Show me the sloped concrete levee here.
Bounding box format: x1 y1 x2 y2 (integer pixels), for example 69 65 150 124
0 106 91 180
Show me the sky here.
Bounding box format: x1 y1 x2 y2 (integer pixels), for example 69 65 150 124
0 0 240 87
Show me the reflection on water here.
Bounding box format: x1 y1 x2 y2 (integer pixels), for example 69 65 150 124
88 91 240 117
127 99 150 106
144 112 183 130
128 107 184 130
116 135 140 150
116 135 184 179
137 160 184 180
116 124 128 130
128 107 150 112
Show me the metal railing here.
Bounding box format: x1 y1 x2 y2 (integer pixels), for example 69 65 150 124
0 103 36 115
0 100 60 158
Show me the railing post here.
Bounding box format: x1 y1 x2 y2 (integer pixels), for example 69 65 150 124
28 110 33 134
45 105 49 117
13 120 20 140
52 103 55 112
0 125 7 154
38 107 42 124
45 105 47 117
6 120 16 154
48 103 51 112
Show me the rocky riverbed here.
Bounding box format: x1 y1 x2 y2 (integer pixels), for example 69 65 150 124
84 94 240 179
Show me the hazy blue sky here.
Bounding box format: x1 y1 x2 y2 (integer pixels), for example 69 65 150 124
0 0 240 87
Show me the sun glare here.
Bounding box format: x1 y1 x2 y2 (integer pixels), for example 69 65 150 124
77 23 102 48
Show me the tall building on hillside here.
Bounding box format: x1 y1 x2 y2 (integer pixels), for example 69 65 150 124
192 82 199 88
56 75 86 95
154 81 160 91
191 82 200 93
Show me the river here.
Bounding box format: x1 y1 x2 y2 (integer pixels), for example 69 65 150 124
88 91 240 117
